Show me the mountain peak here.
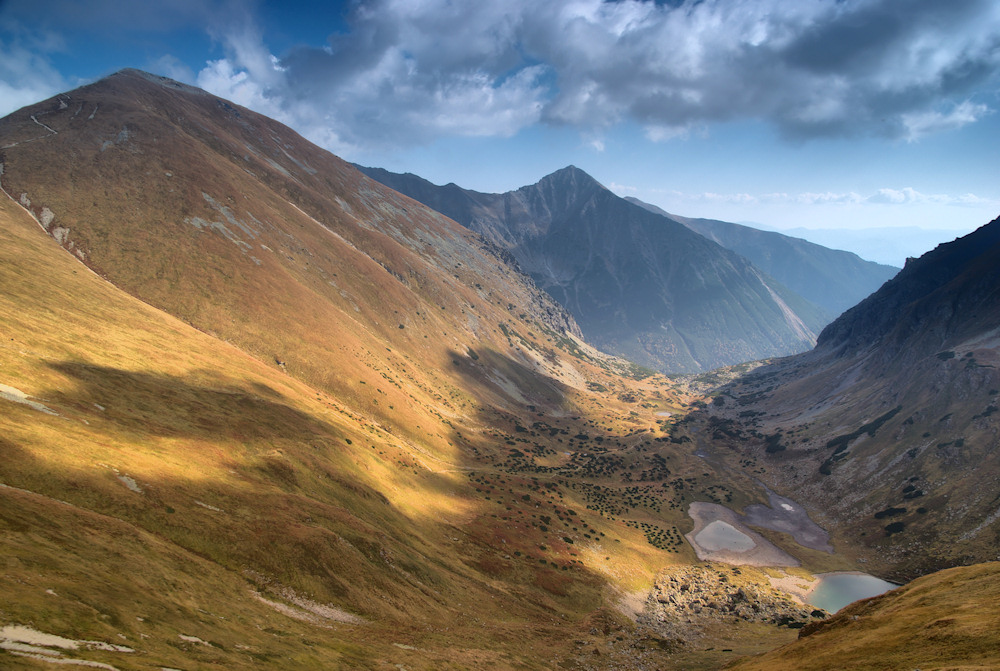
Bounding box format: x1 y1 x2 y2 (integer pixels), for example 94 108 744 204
362 163 827 373
106 68 206 95
519 165 608 199
538 165 604 188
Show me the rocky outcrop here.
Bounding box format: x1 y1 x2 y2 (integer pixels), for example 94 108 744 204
639 564 823 642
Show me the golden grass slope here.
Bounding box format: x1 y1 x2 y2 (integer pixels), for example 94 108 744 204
0 72 787 669
0 170 642 669
725 561 1000 671
0 143 739 670
0 179 495 668
12 70 993 670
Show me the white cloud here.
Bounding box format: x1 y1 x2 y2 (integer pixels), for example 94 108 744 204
6 0 998 153
902 101 992 141
700 192 759 205
659 187 994 210
0 34 67 117
796 192 864 205
268 0 999 151
196 58 289 124
609 182 637 195
866 187 993 206
149 55 196 84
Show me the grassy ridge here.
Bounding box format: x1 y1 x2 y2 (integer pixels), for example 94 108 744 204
726 562 1000 671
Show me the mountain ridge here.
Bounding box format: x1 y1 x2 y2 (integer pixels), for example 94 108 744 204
690 215 1000 580
625 198 898 319
358 164 830 373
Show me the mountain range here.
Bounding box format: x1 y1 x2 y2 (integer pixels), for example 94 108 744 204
358 165 896 373
759 224 972 268
1 69 997 670
624 200 898 319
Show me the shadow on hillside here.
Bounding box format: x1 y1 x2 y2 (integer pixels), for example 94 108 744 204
42 361 335 442
446 346 570 411
2 351 665 656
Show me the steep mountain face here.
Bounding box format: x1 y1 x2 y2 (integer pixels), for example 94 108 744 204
625 199 898 319
359 165 827 373
690 216 1000 579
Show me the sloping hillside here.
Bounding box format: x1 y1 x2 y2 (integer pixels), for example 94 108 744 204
689 216 1000 580
625 200 898 319
0 69 827 669
726 562 1000 671
359 165 827 373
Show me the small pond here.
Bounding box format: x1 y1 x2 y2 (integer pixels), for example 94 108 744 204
807 573 897 613
693 520 756 552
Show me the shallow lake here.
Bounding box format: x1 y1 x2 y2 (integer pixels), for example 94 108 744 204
807 573 897 613
693 520 756 552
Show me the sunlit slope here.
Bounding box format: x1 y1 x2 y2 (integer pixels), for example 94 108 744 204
0 68 602 462
0 177 558 667
0 71 766 668
726 562 1000 671
0 167 685 670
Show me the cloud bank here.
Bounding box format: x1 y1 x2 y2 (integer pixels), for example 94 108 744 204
634 185 997 209
2 0 999 152
187 0 1000 153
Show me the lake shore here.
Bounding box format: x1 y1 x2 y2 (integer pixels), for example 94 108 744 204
686 501 799 567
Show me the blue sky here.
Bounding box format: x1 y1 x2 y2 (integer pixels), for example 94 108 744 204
2 0 999 263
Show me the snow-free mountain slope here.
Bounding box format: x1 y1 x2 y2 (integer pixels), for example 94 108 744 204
360 165 827 373
727 562 1000 671
625 198 898 319
0 68 822 669
691 215 1000 579
2 69 997 670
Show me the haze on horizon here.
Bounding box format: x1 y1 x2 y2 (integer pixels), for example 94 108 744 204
1 0 998 262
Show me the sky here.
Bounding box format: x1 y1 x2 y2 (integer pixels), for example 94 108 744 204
2 0 999 264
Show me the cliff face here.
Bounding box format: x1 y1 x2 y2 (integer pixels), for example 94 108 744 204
816 216 1000 360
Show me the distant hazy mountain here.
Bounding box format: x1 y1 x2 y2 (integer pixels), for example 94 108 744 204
624 198 898 319
755 224 970 267
699 215 1000 579
359 165 827 373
